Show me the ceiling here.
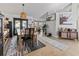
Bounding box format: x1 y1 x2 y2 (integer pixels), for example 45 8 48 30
0 3 69 19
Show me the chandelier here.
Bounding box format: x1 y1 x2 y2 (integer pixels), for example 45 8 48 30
20 4 27 19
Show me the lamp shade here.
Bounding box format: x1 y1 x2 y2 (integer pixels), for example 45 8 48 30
20 11 27 19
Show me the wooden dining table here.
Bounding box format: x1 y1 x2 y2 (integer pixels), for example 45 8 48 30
16 28 37 55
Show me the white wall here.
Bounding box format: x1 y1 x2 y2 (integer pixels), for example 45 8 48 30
72 4 78 29
56 12 76 28
55 4 79 38
46 12 73 38
55 13 60 37
55 12 76 37
46 20 56 37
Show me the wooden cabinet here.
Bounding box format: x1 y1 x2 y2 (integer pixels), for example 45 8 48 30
13 18 28 35
58 31 78 40
3 18 10 55
0 17 10 56
61 32 68 39
70 32 78 39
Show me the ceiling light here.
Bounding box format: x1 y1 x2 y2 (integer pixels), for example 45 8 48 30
20 4 27 19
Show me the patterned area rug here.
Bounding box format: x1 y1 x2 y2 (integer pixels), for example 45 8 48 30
6 36 17 56
25 40 45 52
6 36 45 56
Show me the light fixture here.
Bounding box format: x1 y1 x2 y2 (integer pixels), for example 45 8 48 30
20 4 27 19
46 12 52 21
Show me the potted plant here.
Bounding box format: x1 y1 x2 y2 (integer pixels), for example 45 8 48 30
42 24 48 35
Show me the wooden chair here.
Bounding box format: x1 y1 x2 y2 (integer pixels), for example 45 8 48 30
16 29 25 56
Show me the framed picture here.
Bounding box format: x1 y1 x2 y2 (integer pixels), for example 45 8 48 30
59 12 72 25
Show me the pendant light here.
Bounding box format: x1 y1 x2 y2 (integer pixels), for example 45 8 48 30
20 4 27 19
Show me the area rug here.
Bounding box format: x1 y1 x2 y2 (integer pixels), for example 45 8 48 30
6 36 45 56
39 36 69 51
6 36 17 56
25 40 45 52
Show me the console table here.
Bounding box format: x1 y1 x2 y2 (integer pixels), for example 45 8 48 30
58 31 78 40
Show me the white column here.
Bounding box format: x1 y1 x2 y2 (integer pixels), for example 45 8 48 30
72 4 78 29
72 4 79 40
55 13 60 38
